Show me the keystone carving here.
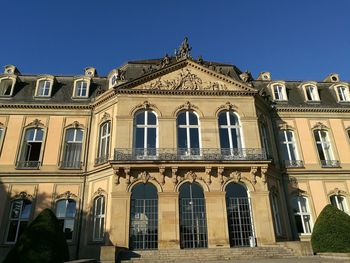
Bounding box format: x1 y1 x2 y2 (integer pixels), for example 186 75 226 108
14 191 33 201
55 191 77 200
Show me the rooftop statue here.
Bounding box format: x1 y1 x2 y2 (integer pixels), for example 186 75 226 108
176 37 192 60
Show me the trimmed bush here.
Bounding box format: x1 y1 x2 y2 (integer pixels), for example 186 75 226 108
311 204 350 253
3 208 69 263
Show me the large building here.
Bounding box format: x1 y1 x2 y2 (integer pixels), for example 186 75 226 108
0 39 349 261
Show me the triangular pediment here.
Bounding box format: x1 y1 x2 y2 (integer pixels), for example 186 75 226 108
117 59 256 93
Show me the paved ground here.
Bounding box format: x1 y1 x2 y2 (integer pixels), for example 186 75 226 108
178 257 349 263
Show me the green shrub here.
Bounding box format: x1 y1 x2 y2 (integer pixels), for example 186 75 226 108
311 204 350 253
3 208 69 263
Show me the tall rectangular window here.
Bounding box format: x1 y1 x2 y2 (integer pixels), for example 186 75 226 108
337 86 350 102
279 130 300 167
75 80 88 97
18 128 44 168
93 196 105 241
56 199 76 240
61 128 83 169
37 80 51 96
97 122 111 164
330 195 348 214
305 85 319 101
313 129 337 167
291 196 312 234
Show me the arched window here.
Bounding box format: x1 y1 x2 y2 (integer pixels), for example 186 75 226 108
271 193 282 236
61 128 83 169
291 196 312 234
179 182 207 249
18 128 44 168
93 196 106 241
177 111 200 157
218 111 242 156
313 129 337 167
56 199 76 240
129 183 158 250
97 121 111 164
330 195 348 213
133 110 158 157
6 199 32 243
225 183 254 247
279 129 301 167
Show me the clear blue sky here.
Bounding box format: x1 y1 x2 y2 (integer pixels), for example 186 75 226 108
1 0 349 81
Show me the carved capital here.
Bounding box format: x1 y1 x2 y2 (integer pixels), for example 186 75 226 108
125 167 131 185
205 166 212 184
261 166 268 184
250 166 258 184
113 166 122 184
218 166 224 184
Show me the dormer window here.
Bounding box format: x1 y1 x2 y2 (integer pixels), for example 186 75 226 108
0 78 14 96
73 79 90 98
35 78 53 97
336 86 350 102
272 84 287 101
304 85 319 101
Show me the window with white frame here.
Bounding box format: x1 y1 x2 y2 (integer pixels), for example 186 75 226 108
97 121 111 163
0 127 4 155
259 123 270 157
305 85 319 101
36 79 52 97
272 84 287 101
218 111 242 155
18 128 44 168
291 196 312 234
313 129 334 165
336 86 350 102
279 130 299 163
74 80 88 98
271 193 282 236
6 199 32 243
93 196 105 241
56 199 76 240
61 128 83 168
177 111 200 156
330 195 348 213
134 110 158 156
0 78 14 96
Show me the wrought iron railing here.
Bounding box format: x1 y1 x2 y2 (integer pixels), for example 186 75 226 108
284 160 304 168
95 154 109 165
113 148 267 161
59 161 83 169
321 160 340 168
16 161 41 169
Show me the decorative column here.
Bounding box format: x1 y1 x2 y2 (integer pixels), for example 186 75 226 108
109 191 131 248
158 192 180 249
204 191 230 248
250 190 276 245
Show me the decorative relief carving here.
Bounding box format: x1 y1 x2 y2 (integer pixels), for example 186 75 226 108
218 167 224 184
313 122 328 130
328 188 347 196
14 191 33 200
177 170 203 183
27 119 44 128
289 176 298 188
172 167 178 184
205 167 212 184
113 166 122 184
72 121 81 129
175 101 198 112
278 123 294 130
159 54 171 68
101 112 111 123
131 100 158 115
131 171 156 184
217 101 238 113
250 166 258 184
159 167 166 185
55 191 78 200
261 166 268 184
93 187 106 197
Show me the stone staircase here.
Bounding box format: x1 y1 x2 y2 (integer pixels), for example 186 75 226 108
118 246 296 262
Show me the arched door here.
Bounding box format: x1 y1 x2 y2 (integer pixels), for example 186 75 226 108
225 183 255 247
129 183 158 250
179 182 208 249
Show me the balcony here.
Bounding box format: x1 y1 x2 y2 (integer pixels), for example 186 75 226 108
59 161 83 169
16 161 41 169
321 160 340 168
113 148 267 162
284 160 304 168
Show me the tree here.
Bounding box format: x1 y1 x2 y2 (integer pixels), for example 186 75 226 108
3 208 69 263
311 204 350 253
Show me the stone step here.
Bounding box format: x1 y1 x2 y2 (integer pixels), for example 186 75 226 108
118 246 296 262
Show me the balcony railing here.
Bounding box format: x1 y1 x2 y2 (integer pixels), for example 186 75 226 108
113 148 267 161
16 160 41 169
321 160 340 168
284 160 304 168
59 161 83 169
95 154 109 165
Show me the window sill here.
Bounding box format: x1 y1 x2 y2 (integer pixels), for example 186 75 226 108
33 96 52 100
71 96 89 100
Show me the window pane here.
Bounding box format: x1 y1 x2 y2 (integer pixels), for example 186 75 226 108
316 144 325 160
177 128 187 148
21 201 32 219
75 129 83 142
25 129 35 141
0 79 13 95
294 215 303 233
286 131 293 142
230 128 239 148
95 197 102 216
35 129 43 141
219 128 230 149
64 219 74 240
10 200 23 219
6 221 18 242
189 128 199 148
299 198 308 213
314 130 320 141
135 128 144 148
303 215 311 233
66 129 75 142
66 200 76 217
188 112 198 125
135 112 145 125
177 112 186 125
147 112 157 125
147 128 157 148
287 144 296 160
218 112 227 126
56 200 67 218
229 112 238 125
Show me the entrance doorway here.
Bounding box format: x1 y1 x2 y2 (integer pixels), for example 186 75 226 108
179 182 208 249
225 183 255 247
129 183 158 250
